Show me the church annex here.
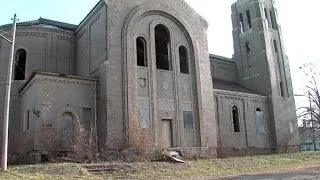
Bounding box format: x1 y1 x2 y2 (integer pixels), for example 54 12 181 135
0 0 300 162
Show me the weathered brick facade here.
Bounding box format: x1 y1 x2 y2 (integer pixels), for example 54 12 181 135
0 0 299 163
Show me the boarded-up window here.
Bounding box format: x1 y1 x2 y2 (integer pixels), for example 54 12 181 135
42 105 53 127
183 111 193 129
255 108 265 133
140 108 149 128
25 110 30 131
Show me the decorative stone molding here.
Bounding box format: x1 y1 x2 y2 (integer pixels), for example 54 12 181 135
224 95 245 101
16 26 74 35
76 29 87 39
16 32 47 37
57 35 73 41
89 13 101 27
38 77 95 86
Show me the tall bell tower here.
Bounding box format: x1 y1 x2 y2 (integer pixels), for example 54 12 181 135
231 0 300 152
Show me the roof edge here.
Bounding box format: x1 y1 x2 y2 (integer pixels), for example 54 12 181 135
209 54 234 63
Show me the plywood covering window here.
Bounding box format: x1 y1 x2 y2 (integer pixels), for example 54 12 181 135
255 108 265 133
155 24 171 70
136 37 147 67
14 49 26 80
232 105 240 132
179 46 189 74
183 111 193 129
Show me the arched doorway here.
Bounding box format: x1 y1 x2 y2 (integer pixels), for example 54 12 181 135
60 112 75 150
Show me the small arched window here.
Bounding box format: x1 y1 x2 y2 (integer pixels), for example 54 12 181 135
155 24 171 70
232 105 240 132
14 49 26 80
255 108 265 133
179 46 189 74
136 37 147 67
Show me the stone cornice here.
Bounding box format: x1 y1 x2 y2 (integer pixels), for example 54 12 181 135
1 26 75 36
213 88 268 101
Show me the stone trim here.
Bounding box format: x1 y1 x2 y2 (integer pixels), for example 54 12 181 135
213 89 268 101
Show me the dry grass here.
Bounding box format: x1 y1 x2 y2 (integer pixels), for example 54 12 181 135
1 152 320 180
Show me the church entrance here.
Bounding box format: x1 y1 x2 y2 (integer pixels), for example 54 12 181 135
161 119 173 148
60 112 75 150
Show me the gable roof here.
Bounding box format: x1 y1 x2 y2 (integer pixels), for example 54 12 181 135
0 17 77 31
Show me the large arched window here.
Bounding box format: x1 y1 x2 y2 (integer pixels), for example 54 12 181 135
14 49 26 80
155 24 171 70
232 105 240 132
136 37 147 67
179 46 189 74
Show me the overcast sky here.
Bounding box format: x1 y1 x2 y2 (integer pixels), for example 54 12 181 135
1 0 320 106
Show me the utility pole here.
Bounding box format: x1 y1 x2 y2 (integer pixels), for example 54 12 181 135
1 14 17 171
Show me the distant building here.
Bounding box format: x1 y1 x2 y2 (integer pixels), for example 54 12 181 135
300 121 320 151
0 0 300 163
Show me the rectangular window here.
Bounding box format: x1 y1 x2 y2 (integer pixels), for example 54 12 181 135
280 82 285 97
239 13 245 33
183 111 193 129
269 10 277 29
140 108 150 128
273 40 278 53
246 10 252 29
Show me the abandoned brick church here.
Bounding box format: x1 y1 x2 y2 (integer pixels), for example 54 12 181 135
0 0 300 161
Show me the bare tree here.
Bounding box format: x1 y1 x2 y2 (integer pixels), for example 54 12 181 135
297 63 320 150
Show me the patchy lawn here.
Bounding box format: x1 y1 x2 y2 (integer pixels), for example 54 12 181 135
1 152 320 179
